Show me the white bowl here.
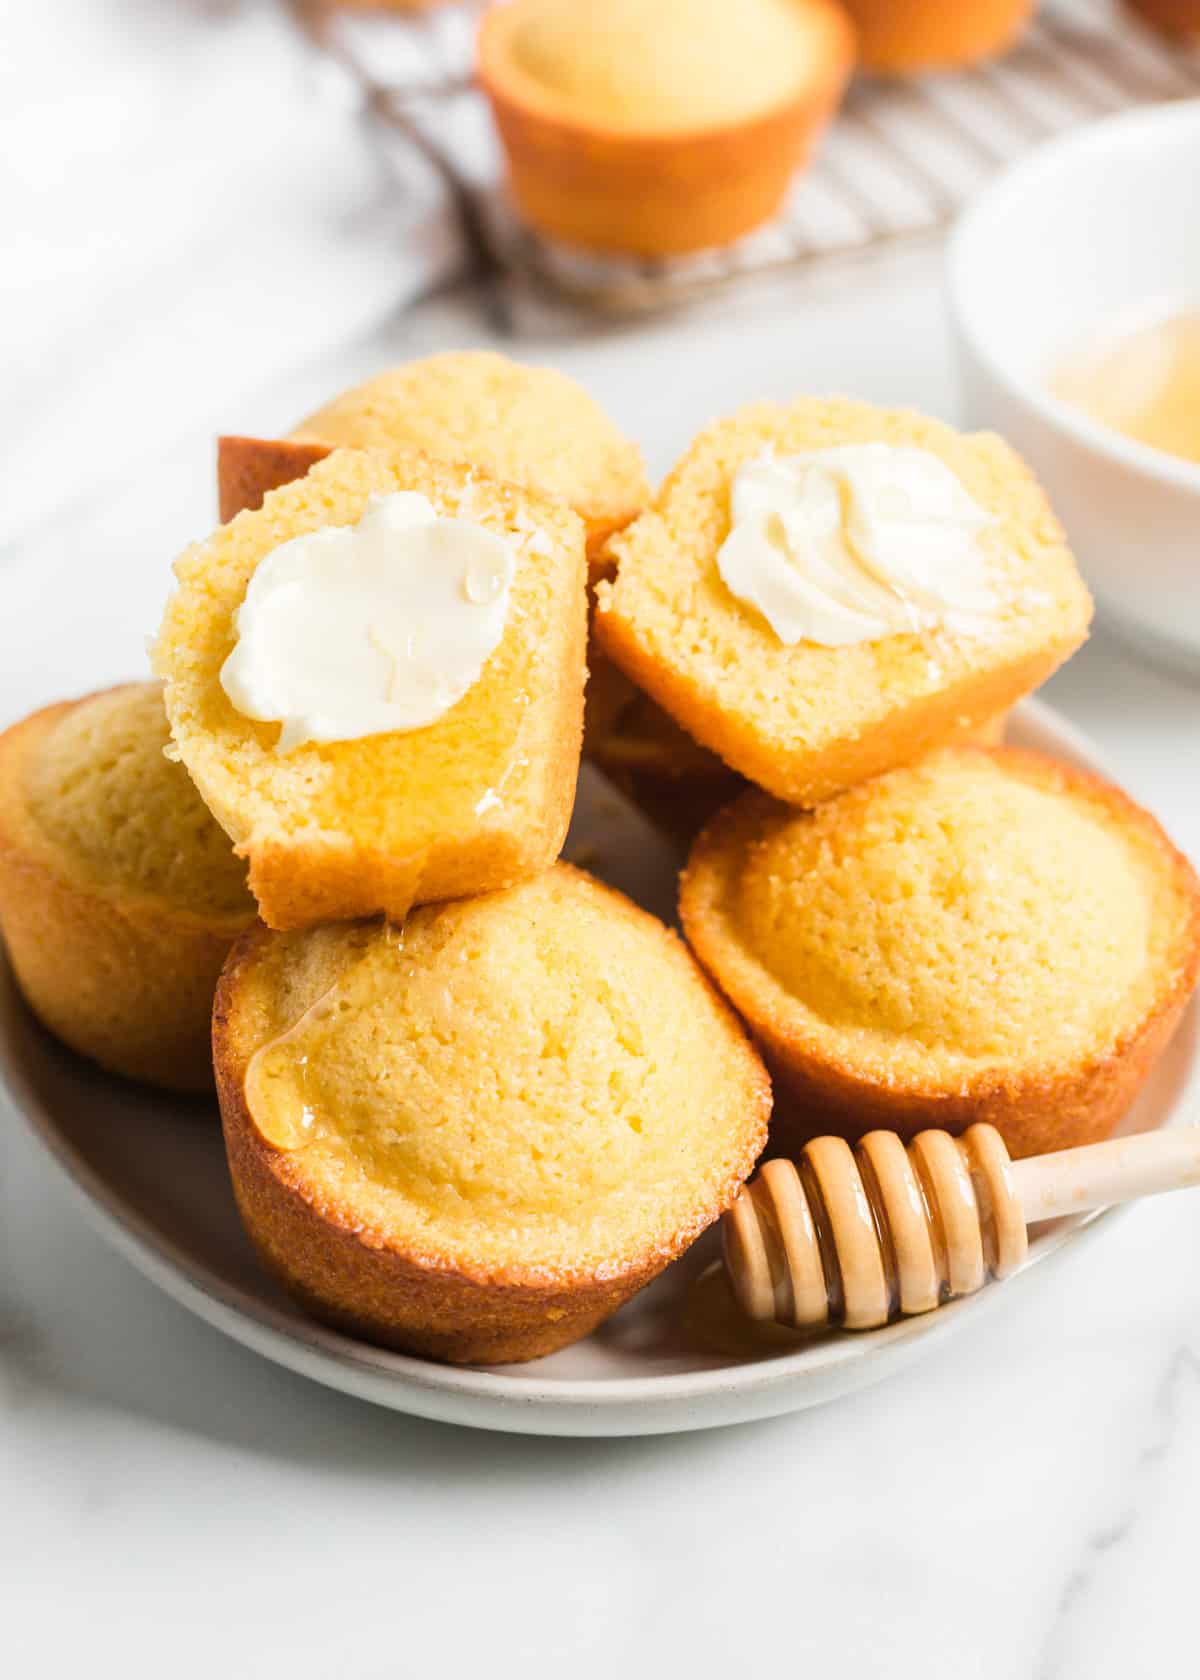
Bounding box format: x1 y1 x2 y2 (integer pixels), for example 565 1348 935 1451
946 100 1200 675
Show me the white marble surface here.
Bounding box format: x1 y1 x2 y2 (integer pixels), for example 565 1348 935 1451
5 6 1200 1676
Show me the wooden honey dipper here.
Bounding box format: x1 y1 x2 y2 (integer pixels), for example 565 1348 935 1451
722 1123 1200 1331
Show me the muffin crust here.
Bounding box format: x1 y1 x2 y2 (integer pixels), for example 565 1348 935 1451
157 448 588 931
681 747 1200 1158
597 398 1093 806
215 867 770 1362
478 0 852 256
0 684 255 1090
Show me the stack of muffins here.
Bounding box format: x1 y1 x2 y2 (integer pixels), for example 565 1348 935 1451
2 350 1197 1366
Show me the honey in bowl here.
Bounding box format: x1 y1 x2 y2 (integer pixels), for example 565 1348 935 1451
1051 311 1200 468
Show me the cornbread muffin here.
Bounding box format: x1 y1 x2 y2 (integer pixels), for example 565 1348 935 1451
156 448 587 931
681 747 1200 1160
839 0 1034 73
0 684 255 1090
218 352 649 572
1123 0 1200 38
215 866 770 1364
478 0 853 256
596 398 1092 807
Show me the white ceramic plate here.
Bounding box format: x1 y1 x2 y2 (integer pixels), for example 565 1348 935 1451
1 701 1195 1436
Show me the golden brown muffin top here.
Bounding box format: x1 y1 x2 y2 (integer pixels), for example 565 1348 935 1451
224 867 769 1276
25 683 252 919
292 352 648 550
682 748 1200 1086
499 0 834 130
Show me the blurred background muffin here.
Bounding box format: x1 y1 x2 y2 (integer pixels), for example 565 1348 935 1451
478 0 854 255
1122 0 1200 38
327 2 451 11
839 0 1036 74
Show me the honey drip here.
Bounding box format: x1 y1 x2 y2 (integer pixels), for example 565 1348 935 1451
244 920 405 1152
680 1263 814 1359
1052 310 1200 467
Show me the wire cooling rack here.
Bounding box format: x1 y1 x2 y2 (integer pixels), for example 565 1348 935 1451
287 0 1200 317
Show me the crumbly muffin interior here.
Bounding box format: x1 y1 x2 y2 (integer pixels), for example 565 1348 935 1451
237 870 767 1273
293 352 648 539
155 448 585 860
598 398 1093 762
718 752 1188 1083
26 683 252 917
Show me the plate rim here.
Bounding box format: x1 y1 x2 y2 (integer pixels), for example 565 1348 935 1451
1 697 1190 1434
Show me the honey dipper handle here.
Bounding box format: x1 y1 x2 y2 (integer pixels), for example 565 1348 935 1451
1010 1127 1200 1224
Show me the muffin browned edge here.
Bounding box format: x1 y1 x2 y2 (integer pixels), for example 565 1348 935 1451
0 689 256 1092
213 891 771 1365
680 747 1200 1160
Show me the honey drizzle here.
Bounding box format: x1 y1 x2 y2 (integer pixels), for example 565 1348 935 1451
244 918 406 1152
1052 310 1200 467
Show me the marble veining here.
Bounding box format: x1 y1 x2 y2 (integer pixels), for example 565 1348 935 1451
1036 1340 1200 1679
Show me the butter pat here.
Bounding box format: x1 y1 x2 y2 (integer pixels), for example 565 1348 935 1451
220 492 516 751
716 444 997 647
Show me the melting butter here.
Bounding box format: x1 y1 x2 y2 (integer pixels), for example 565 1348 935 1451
220 491 517 751
716 444 998 647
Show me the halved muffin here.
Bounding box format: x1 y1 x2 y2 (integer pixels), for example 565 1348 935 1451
585 652 1009 848
218 351 649 573
478 0 853 256
155 448 587 931
0 683 256 1090
680 747 1200 1159
596 397 1092 807
215 866 770 1364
